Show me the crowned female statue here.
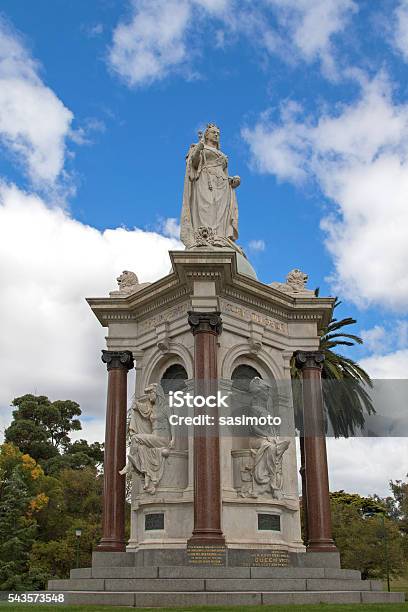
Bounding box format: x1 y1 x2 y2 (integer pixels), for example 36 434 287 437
180 123 243 253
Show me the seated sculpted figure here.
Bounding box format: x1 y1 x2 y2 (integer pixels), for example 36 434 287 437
120 383 175 494
180 123 244 254
247 377 290 499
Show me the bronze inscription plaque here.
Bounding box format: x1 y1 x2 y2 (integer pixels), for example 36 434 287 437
187 545 227 566
252 550 289 567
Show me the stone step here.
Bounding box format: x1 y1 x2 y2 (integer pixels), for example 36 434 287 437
70 565 361 580
49 576 382 593
38 590 405 607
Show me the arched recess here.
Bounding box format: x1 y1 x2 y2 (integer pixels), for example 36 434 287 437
221 343 282 382
143 343 193 391
161 363 188 394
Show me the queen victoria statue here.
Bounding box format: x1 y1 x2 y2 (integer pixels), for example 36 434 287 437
180 123 243 253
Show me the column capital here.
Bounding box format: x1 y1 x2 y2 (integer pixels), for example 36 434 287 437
294 350 324 370
188 311 223 336
101 350 134 371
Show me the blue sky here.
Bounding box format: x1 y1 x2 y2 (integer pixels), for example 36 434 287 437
0 0 407 494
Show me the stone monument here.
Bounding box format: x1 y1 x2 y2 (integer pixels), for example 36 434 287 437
47 124 402 606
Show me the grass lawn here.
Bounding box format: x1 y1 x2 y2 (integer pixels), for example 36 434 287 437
1 604 408 611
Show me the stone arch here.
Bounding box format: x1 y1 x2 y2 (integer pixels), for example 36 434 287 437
160 363 188 393
143 343 193 391
220 343 282 382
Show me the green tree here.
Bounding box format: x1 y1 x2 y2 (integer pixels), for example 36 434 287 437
331 491 404 579
0 467 37 589
5 395 103 475
44 440 104 476
29 467 103 580
5 395 80 459
0 444 50 590
382 477 408 559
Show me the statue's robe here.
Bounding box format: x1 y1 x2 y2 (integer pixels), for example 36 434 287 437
127 399 170 487
180 143 238 248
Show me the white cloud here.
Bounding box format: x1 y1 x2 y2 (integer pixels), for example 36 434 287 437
361 325 387 354
108 0 356 87
248 239 266 252
161 217 181 239
267 0 357 76
0 18 73 185
393 0 408 62
243 73 408 311
360 349 408 379
327 438 408 497
361 321 408 354
0 183 182 439
109 0 193 87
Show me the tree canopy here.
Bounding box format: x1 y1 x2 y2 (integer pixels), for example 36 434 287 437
5 394 103 475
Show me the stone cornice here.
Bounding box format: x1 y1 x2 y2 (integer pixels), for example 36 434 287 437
87 250 335 329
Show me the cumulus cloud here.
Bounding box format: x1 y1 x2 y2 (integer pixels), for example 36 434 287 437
108 0 356 87
361 321 408 354
109 0 193 87
267 0 357 76
243 73 408 311
360 349 408 379
0 18 73 185
0 183 182 439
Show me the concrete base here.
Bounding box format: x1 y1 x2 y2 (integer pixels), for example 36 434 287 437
46 550 404 606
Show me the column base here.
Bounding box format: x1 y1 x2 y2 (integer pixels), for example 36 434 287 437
96 539 127 553
187 531 226 547
307 539 338 553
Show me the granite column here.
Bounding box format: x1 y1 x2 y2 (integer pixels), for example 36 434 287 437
187 311 225 546
294 350 337 553
97 349 134 552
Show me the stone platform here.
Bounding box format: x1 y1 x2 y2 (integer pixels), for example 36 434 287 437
46 551 404 607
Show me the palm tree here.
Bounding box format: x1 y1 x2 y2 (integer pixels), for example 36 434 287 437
291 298 374 542
291 298 374 436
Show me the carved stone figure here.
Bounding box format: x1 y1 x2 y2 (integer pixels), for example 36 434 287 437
238 377 289 499
111 270 150 297
180 123 243 254
119 383 175 494
269 268 314 295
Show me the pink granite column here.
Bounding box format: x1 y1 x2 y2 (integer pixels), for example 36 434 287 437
97 350 134 552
